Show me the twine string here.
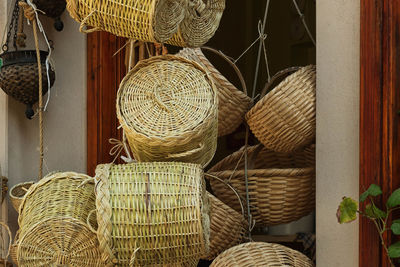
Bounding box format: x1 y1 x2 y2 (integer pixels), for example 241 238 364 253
291 0 316 45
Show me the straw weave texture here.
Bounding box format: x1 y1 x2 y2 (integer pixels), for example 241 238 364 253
246 65 316 153
178 48 251 137
208 144 315 226
202 193 247 261
117 55 218 167
210 242 313 267
16 172 106 266
9 182 34 213
94 162 209 267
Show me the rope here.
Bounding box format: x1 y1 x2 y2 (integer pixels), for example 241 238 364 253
291 0 316 45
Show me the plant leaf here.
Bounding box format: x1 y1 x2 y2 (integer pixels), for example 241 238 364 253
365 204 387 219
391 220 400 235
338 197 358 224
387 189 400 208
360 184 383 202
389 242 400 258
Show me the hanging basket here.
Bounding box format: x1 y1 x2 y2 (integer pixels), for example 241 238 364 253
0 222 12 267
0 176 8 203
32 0 66 31
66 0 224 47
178 47 251 137
10 230 19 266
92 162 209 267
207 144 315 226
202 193 248 261
16 172 107 266
210 242 313 267
117 55 218 167
0 50 55 119
246 65 316 153
9 182 34 213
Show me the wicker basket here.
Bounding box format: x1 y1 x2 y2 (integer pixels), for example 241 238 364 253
33 0 66 30
16 172 107 266
117 55 218 167
210 242 313 267
178 47 251 137
207 144 315 226
246 66 316 153
93 162 209 266
9 182 34 213
202 193 248 261
0 222 12 267
66 0 225 47
0 50 56 119
9 231 18 266
0 176 7 203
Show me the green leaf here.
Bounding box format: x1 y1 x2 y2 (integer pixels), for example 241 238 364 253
365 204 387 219
360 184 383 202
389 242 400 258
337 197 358 224
0 58 2 70
387 189 400 208
391 220 400 235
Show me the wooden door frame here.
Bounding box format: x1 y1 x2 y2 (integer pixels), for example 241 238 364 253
360 0 400 266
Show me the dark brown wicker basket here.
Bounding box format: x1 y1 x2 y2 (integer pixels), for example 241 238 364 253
33 0 66 31
0 50 55 118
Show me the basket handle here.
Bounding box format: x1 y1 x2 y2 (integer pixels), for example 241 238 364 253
86 209 98 234
79 10 101 34
259 66 301 98
167 143 204 158
0 221 12 263
201 46 248 96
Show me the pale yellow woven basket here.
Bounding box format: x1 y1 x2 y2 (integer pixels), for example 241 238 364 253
208 144 315 226
246 65 316 153
210 242 313 267
16 172 107 266
178 47 251 137
9 182 34 213
92 162 209 266
117 55 218 167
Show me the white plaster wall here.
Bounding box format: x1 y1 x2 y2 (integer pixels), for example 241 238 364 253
316 1 360 266
0 5 87 233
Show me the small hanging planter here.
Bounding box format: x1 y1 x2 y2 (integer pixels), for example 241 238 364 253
0 50 55 119
32 0 66 31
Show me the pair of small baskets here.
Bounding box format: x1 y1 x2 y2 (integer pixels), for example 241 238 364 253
66 0 225 47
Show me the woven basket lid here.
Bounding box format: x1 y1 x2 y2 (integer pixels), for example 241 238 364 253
117 55 217 139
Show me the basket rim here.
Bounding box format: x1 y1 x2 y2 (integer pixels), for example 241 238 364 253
208 167 315 178
9 182 34 199
0 50 49 67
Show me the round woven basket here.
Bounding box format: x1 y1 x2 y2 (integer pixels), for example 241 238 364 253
0 222 12 267
208 144 315 226
10 230 19 266
178 47 251 137
16 172 107 266
66 0 224 47
0 50 56 119
33 0 66 18
9 182 34 213
93 162 209 266
0 176 8 203
246 65 316 153
210 242 313 267
202 193 248 261
117 55 218 167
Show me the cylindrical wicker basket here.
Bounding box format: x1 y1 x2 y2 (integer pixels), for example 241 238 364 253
93 162 209 267
117 55 218 167
202 193 248 261
9 230 19 266
9 182 34 213
210 242 313 267
207 144 315 226
0 176 7 203
246 65 316 153
16 172 107 266
178 47 251 137
66 0 225 47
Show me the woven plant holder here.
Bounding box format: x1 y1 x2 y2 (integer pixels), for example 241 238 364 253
92 162 209 266
9 182 34 213
9 231 19 266
16 172 107 266
207 144 315 226
246 65 316 153
117 55 218 167
0 50 55 119
202 193 248 261
32 0 66 31
0 176 7 203
210 242 313 267
178 47 251 137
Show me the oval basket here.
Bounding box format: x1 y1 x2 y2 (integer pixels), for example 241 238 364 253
202 193 248 261
178 47 251 137
117 55 218 167
207 144 315 226
93 162 209 267
66 0 225 47
210 242 313 267
0 50 56 118
246 65 316 153
9 182 34 213
16 172 107 266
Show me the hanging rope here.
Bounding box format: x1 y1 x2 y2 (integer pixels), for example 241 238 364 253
291 0 316 46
